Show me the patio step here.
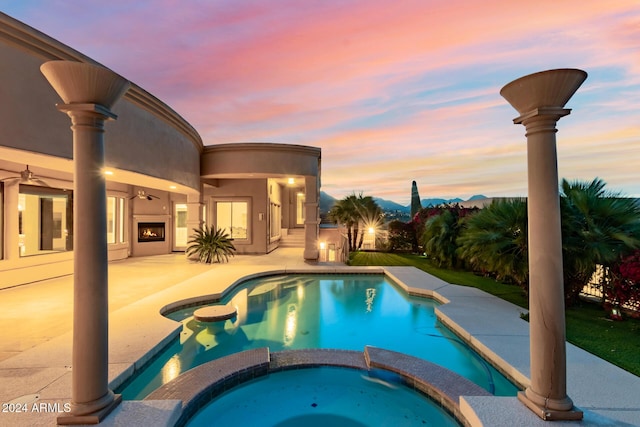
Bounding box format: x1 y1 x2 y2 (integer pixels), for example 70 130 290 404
279 229 305 248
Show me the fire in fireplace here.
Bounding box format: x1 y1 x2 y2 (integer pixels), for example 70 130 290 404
138 222 165 242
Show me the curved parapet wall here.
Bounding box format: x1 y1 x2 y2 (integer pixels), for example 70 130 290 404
201 142 321 179
0 13 203 192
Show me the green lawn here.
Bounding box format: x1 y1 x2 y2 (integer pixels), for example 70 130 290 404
349 251 640 377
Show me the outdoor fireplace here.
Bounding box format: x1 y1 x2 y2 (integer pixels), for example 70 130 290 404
138 222 165 242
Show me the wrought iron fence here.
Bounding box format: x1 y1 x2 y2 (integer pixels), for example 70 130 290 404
580 265 640 316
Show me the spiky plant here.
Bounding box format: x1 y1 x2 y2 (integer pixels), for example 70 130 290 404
186 226 236 264
457 199 529 288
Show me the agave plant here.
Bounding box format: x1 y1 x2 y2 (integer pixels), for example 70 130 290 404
186 226 236 264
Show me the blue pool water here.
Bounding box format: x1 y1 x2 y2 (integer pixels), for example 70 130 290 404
119 274 519 399
186 367 461 427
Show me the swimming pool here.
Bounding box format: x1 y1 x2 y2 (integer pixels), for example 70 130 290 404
118 274 519 399
186 367 461 427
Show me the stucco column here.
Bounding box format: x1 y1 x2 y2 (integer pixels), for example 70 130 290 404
40 61 129 425
303 175 319 260
501 69 586 421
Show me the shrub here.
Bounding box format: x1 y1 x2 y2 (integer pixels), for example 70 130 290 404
186 226 236 264
387 220 415 252
605 250 640 318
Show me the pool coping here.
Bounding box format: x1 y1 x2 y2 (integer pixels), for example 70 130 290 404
146 347 491 427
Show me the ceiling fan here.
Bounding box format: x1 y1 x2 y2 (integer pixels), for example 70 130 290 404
0 165 49 186
130 190 160 201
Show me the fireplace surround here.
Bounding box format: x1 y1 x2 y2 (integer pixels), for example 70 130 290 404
137 222 165 242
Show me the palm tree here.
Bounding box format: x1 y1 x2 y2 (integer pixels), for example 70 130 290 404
328 193 382 251
355 195 383 250
457 199 529 288
560 178 640 305
421 210 460 268
186 226 236 264
328 194 359 252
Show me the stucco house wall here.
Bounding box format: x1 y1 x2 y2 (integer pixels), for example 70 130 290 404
0 13 322 288
0 13 203 288
203 179 269 255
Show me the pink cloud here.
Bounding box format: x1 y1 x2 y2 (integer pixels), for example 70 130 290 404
5 0 640 202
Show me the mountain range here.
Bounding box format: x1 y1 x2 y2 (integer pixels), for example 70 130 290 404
319 191 487 214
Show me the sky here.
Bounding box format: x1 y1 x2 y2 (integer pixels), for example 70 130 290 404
3 1 640 205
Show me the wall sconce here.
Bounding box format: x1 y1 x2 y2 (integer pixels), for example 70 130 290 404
319 242 326 250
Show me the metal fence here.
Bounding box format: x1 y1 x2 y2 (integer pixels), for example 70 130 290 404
580 265 640 316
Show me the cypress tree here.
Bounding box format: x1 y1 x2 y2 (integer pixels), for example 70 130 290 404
410 180 422 219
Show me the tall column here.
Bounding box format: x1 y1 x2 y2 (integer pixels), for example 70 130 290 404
303 175 319 260
501 69 586 421
41 61 130 425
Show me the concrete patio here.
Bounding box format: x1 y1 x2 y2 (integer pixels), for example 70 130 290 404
0 249 638 426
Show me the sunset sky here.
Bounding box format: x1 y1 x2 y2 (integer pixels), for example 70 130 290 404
4 1 640 204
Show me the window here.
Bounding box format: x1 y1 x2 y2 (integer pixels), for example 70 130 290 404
107 196 116 244
118 197 125 243
107 196 126 245
19 185 73 256
175 203 188 248
202 204 207 228
296 192 305 225
215 200 248 239
270 202 281 239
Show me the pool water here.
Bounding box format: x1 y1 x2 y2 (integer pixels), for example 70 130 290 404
186 367 461 427
119 274 519 399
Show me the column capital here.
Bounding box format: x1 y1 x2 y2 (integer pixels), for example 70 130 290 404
56 103 118 121
40 61 130 109
514 107 572 137
513 107 571 125
500 68 587 114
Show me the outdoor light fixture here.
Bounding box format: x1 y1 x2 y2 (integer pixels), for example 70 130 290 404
288 177 295 185
368 227 375 234
319 242 326 250
610 307 622 321
104 170 114 176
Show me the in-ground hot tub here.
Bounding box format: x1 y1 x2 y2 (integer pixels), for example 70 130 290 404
186 366 461 427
